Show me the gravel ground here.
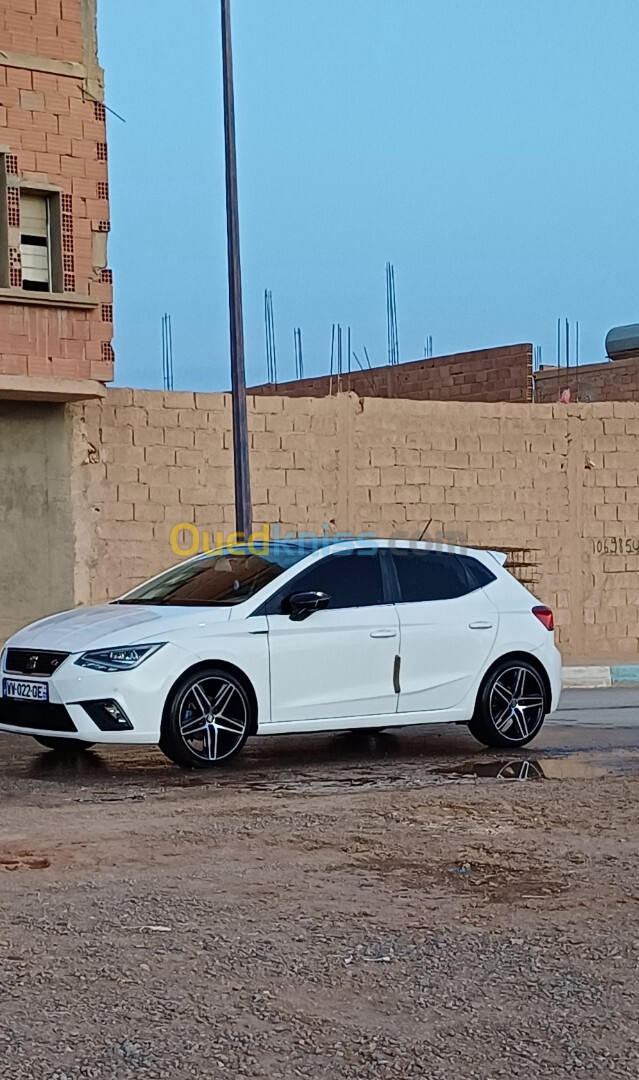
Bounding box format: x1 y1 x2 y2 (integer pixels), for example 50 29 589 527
1 726 639 1079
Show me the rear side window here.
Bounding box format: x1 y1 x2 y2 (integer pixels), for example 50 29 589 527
461 556 497 590
390 549 495 603
265 550 385 613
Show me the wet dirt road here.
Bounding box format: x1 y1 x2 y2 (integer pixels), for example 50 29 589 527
1 687 639 798
1 692 639 1079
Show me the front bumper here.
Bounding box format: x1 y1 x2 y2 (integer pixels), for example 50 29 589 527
0 643 191 743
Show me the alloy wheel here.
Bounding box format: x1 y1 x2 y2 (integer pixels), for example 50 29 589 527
177 676 249 763
488 666 546 743
496 760 545 781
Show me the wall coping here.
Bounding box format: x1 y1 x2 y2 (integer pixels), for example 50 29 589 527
0 49 85 80
0 289 99 310
0 375 106 402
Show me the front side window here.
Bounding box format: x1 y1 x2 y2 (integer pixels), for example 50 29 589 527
115 544 315 607
266 550 384 612
390 549 494 602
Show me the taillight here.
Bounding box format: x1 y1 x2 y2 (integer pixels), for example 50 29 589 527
532 606 554 631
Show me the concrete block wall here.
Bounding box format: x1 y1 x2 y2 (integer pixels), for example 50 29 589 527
70 389 344 608
250 345 534 405
68 390 639 663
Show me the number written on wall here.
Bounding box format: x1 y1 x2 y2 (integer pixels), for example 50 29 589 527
594 538 639 556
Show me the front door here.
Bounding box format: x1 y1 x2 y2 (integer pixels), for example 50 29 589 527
266 549 400 724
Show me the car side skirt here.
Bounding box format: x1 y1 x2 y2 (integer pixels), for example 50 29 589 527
258 708 471 736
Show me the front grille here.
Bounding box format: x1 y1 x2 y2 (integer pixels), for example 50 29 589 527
4 649 69 677
0 699 77 732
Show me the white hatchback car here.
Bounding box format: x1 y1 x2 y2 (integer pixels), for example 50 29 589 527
0 539 561 768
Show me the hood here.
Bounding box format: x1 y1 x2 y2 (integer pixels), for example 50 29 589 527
5 604 233 653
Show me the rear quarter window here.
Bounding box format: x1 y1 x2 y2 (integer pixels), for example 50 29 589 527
460 556 497 590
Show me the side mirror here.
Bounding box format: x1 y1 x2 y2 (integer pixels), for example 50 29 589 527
284 591 330 622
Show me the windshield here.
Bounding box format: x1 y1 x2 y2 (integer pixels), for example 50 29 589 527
113 543 319 607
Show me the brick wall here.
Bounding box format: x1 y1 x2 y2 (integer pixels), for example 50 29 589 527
0 0 85 63
0 0 114 382
536 357 639 404
68 390 639 664
250 345 534 404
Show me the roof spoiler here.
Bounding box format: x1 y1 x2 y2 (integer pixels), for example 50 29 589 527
487 550 508 567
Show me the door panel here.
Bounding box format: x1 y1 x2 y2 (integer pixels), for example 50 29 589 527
264 547 399 723
389 548 499 713
267 605 400 723
397 592 498 712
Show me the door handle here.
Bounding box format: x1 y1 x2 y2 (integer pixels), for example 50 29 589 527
393 654 401 694
469 621 494 630
370 629 398 639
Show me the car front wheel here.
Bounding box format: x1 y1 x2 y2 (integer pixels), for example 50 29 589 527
468 660 547 749
160 666 252 769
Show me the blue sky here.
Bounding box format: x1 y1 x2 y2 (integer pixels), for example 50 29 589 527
99 0 639 391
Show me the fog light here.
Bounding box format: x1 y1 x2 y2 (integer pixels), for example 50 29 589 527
79 699 133 732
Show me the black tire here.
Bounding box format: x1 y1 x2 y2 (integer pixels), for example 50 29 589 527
468 659 548 749
33 736 95 752
160 666 252 770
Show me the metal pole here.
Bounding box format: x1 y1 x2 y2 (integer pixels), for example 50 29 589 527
576 320 580 401
168 314 174 390
221 0 252 537
162 314 166 391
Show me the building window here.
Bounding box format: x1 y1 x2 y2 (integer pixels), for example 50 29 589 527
20 193 51 292
1 157 65 294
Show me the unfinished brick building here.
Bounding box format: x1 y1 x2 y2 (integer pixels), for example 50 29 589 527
250 345 535 404
0 0 112 641
250 342 639 407
535 356 639 404
0 0 113 393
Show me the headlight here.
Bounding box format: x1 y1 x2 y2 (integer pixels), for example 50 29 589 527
74 643 166 672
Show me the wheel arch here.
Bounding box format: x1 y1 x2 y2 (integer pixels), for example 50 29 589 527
473 650 552 719
162 659 259 735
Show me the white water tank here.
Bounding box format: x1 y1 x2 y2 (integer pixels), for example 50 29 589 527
605 324 639 360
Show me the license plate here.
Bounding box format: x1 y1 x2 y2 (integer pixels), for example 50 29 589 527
2 679 49 702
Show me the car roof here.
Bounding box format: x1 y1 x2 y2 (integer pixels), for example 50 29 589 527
319 538 506 563
218 537 507 566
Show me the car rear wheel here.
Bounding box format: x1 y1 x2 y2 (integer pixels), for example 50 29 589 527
33 736 95 752
160 667 252 769
468 660 547 749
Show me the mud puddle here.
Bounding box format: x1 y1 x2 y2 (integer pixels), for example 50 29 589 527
66 751 639 803
433 754 634 782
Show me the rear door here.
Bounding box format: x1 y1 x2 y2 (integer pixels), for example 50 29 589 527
391 548 499 713
265 549 400 724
